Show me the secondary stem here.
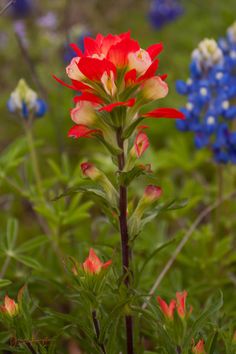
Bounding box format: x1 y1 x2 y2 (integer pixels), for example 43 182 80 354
92 310 106 354
116 128 134 354
24 126 43 196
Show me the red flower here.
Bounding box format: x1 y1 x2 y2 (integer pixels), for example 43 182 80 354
192 339 206 354
83 248 112 274
54 32 184 142
157 296 176 320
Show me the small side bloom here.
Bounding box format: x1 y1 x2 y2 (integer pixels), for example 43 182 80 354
157 296 176 320
82 248 112 274
0 295 19 317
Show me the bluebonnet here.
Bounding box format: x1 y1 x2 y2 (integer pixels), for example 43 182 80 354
149 0 183 29
176 28 236 165
7 79 47 120
10 0 33 18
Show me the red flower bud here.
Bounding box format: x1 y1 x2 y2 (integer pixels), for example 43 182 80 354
83 248 112 274
133 127 149 158
157 296 176 320
176 290 192 319
192 339 206 354
144 185 162 201
0 295 19 317
80 162 100 180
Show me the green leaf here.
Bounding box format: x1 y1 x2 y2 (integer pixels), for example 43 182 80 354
15 255 43 271
183 290 223 349
136 238 176 284
16 235 48 253
119 164 152 186
6 218 18 250
206 331 218 354
122 117 144 139
0 279 12 288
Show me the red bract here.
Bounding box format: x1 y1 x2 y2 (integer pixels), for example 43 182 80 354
99 98 136 112
83 248 112 274
157 296 176 320
54 32 183 141
68 125 100 139
143 108 185 119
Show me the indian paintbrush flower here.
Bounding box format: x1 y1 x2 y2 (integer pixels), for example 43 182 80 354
82 248 112 274
157 290 192 321
192 339 206 354
157 296 176 320
7 79 47 120
0 295 19 317
54 32 184 148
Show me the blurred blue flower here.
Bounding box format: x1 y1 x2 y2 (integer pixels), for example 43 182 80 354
148 0 183 29
7 79 47 120
176 30 236 164
10 0 33 18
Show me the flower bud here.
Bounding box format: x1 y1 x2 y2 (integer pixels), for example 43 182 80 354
128 49 152 75
144 185 162 202
131 127 149 158
101 70 117 97
66 57 84 81
176 290 192 319
142 76 168 100
0 295 19 317
192 39 223 68
80 162 101 180
157 296 176 320
192 339 206 354
82 248 112 274
71 101 97 126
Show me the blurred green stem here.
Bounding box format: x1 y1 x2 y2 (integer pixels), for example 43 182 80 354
215 164 224 232
24 125 43 196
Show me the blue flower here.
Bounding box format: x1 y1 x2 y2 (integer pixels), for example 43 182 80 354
176 32 236 164
7 79 47 120
10 0 33 18
148 0 183 29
